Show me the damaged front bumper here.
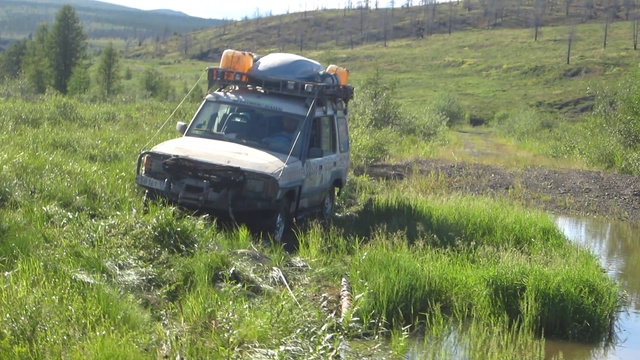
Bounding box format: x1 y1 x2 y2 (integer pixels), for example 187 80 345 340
135 153 280 214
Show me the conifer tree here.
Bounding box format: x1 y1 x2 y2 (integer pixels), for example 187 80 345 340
96 42 120 97
0 39 27 79
47 5 86 94
23 23 51 94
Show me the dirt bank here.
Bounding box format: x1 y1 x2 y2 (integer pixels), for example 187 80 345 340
364 159 640 222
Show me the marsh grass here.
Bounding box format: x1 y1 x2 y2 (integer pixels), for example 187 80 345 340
344 191 618 343
0 76 620 357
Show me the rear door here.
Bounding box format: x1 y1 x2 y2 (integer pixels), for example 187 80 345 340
300 115 338 209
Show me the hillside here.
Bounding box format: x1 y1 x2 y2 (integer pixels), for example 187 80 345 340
134 0 640 121
138 0 638 60
0 0 224 47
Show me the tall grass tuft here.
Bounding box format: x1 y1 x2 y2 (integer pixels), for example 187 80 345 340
348 192 565 251
347 191 618 342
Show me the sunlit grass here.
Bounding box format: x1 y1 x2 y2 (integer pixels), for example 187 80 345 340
0 59 622 357
346 194 618 342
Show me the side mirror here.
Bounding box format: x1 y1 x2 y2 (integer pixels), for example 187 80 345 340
308 147 324 159
176 121 187 134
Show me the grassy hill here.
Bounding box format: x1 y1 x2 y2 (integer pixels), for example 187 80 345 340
0 0 225 48
131 0 640 121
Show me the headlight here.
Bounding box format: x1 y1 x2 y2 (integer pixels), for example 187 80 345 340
245 177 278 198
245 178 265 193
142 155 152 175
141 154 165 177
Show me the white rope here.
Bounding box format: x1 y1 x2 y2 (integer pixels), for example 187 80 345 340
141 69 207 151
277 97 318 179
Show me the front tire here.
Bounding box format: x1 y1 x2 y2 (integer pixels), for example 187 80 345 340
320 187 335 223
270 200 291 243
142 190 157 214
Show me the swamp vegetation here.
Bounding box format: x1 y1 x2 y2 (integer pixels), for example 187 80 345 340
3 1 640 357
0 86 624 358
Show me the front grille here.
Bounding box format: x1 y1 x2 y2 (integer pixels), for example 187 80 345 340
162 156 246 191
184 184 203 193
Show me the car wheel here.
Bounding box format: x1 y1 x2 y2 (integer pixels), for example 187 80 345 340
320 188 335 223
270 200 291 243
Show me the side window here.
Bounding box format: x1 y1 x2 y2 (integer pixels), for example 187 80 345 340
337 116 349 153
310 116 336 156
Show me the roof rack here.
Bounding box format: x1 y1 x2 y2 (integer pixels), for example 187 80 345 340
207 67 354 103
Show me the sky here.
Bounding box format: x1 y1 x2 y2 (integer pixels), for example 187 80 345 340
97 0 350 20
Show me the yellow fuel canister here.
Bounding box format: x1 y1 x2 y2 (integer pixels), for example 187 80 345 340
326 64 349 85
220 49 254 80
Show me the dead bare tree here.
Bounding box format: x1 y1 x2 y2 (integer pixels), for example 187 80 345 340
533 0 545 41
584 0 595 20
448 0 455 34
464 0 472 12
564 0 573 16
623 0 634 20
490 0 506 26
604 8 612 49
634 18 639 50
389 0 395 40
429 0 437 36
222 19 228 35
183 33 192 55
567 26 576 64
360 6 365 41
383 8 389 46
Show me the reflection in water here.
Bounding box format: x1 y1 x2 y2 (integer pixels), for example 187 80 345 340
548 217 640 360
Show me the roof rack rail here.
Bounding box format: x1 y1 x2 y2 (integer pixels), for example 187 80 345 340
207 67 354 103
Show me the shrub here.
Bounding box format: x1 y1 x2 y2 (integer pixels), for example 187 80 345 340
348 69 448 169
428 91 465 127
494 108 556 141
67 64 91 96
140 67 172 100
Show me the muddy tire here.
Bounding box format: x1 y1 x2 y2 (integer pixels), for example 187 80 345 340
269 199 291 243
320 187 335 223
142 190 157 214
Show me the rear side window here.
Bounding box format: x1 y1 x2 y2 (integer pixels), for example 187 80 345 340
309 116 337 155
337 116 349 153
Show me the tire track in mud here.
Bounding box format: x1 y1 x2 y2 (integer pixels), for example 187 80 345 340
364 130 640 221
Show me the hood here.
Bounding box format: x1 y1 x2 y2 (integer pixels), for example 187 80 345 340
151 137 297 175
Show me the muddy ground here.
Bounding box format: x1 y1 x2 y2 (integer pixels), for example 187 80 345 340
364 158 640 222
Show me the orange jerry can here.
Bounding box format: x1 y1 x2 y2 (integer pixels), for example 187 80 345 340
220 49 254 80
326 64 350 85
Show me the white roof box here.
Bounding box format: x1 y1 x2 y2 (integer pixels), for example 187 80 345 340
250 53 323 81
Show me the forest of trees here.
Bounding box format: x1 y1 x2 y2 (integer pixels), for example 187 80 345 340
0 0 225 46
0 5 152 99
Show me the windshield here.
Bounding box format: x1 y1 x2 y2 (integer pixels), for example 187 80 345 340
186 99 304 157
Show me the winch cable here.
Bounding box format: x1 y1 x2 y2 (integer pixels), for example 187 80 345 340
140 69 207 152
278 96 318 179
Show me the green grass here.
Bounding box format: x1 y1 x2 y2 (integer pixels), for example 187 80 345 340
0 24 625 356
340 193 617 342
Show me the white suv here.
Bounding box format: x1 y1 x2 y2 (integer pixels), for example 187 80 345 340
135 52 353 242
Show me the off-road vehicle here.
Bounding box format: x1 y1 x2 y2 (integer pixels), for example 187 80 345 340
135 50 353 242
